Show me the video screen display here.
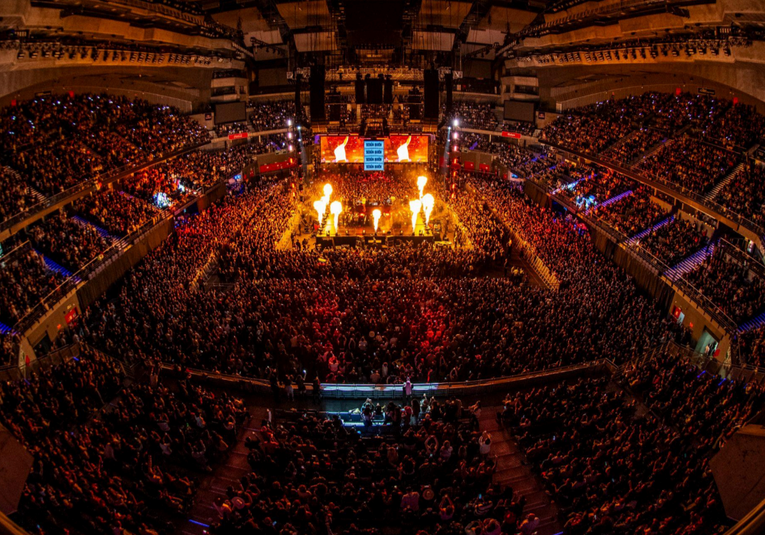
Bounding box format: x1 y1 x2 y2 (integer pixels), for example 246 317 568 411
320 135 365 163
214 102 246 125
385 135 429 163
364 140 385 171
503 100 536 123
320 135 430 164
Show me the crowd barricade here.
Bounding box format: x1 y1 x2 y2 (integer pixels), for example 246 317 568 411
159 359 612 399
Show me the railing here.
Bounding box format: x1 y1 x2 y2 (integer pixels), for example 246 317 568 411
718 238 765 279
0 141 209 236
542 142 765 239
161 358 610 398
0 342 80 382
10 210 170 335
0 181 93 234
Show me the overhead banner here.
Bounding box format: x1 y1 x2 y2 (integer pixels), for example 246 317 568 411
320 135 430 165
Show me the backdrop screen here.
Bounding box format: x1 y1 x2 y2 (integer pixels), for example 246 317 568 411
364 140 385 171
320 135 429 164
385 135 429 163
321 136 365 163
214 102 246 124
503 100 536 123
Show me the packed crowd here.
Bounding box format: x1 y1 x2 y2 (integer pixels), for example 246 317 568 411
0 166 40 223
249 100 295 131
2 349 249 535
449 101 499 130
501 367 749 535
69 166 690 386
214 397 526 535
543 113 632 155
637 137 739 194
716 163 765 226
0 93 209 223
634 217 709 267
684 247 765 324
542 93 763 216
28 213 113 272
0 246 66 325
702 102 765 149
73 190 160 237
737 326 765 368
593 186 669 237
558 169 634 210
602 128 665 167
622 357 765 450
214 121 249 138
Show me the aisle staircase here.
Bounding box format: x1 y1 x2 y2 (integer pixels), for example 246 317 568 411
630 137 669 168
737 310 765 334
704 163 744 203
182 408 267 535
625 215 674 245
72 215 114 240
664 242 716 282
481 409 562 535
589 189 632 213
0 321 17 335
34 248 81 283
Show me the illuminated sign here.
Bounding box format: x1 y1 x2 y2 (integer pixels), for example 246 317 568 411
364 140 385 171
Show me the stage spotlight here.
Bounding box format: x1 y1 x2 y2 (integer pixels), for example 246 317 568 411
453 118 459 128
287 118 292 127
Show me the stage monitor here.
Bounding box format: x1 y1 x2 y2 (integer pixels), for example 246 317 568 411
503 100 536 123
321 135 365 163
364 140 385 171
385 135 429 163
214 102 246 124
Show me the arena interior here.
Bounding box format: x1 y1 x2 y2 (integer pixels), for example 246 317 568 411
3 1 765 534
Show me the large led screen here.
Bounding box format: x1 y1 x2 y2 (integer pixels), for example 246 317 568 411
320 135 430 164
320 135 365 163
385 135 429 163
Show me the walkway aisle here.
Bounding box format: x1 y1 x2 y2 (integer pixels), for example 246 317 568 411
181 407 269 535
480 408 563 535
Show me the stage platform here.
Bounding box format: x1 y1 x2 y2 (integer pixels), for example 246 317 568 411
315 231 444 248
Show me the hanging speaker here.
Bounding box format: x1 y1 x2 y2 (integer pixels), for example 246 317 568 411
355 78 365 104
424 69 439 119
310 65 325 120
294 73 302 116
445 71 453 114
367 78 383 104
384 78 393 104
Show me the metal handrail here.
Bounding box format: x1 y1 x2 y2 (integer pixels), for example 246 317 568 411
0 141 209 235
10 211 170 334
543 142 765 239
